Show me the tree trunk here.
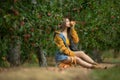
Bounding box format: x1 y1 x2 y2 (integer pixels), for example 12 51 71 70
35 46 47 67
8 40 21 67
92 48 103 63
113 49 119 58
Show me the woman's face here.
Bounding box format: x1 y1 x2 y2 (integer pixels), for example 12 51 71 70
64 18 71 28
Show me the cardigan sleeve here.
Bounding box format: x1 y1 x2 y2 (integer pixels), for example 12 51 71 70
54 34 75 56
70 28 79 44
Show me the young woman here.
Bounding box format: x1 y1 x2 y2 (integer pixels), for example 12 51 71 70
54 17 101 69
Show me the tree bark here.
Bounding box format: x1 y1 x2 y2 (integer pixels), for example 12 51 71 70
113 49 120 58
92 48 103 63
8 40 21 67
35 46 47 67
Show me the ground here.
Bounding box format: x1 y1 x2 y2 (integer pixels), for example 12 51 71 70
0 63 117 80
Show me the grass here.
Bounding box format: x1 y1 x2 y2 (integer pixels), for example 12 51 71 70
91 66 120 80
0 50 120 80
91 50 120 80
0 66 91 80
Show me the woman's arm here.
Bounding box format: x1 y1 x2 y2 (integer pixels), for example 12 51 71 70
54 34 75 56
70 27 79 44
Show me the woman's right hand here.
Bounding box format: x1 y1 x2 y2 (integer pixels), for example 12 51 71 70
70 21 76 28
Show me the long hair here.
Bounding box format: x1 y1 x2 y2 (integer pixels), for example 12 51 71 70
67 27 71 38
54 17 71 38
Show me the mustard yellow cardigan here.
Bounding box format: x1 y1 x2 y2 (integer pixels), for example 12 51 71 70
54 28 79 56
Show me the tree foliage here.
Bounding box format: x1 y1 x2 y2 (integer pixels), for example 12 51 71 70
0 0 120 67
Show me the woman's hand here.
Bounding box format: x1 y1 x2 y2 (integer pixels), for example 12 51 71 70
70 21 76 28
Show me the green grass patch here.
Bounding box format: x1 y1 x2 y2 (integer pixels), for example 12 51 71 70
91 66 120 80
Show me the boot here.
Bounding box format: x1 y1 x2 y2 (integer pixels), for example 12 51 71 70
91 62 99 65
91 64 107 69
91 64 102 69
